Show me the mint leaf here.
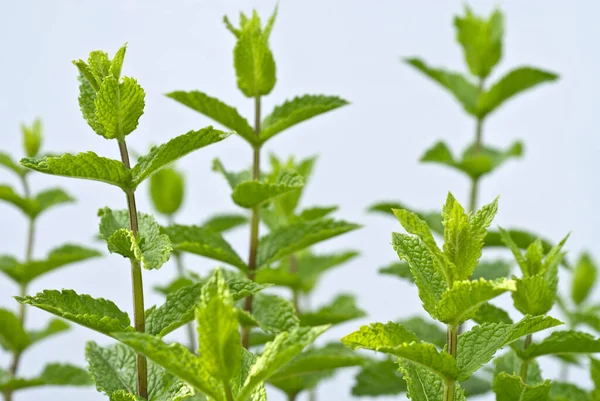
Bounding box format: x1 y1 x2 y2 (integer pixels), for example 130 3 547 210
352 358 406 396
27 318 70 346
212 158 252 189
368 200 444 235
153 277 194 297
521 330 600 359
399 360 466 401
232 171 304 208
404 58 478 115
86 341 136 395
571 253 597 305
146 277 267 337
379 261 412 282
0 308 29 352
454 8 503 79
166 91 257 145
196 269 241 382
477 67 558 118
149 167 184 216
297 205 338 221
0 152 27 177
256 218 360 268
21 152 130 189
549 382 588 401
392 233 447 315
232 349 268 401
493 373 550 401
472 259 511 281
472 302 513 325
252 293 299 334
237 326 329 401
0 184 35 216
260 95 349 143
95 75 145 139
131 127 231 187
201 213 248 233
34 187 75 214
494 349 542 385
164 224 247 272
457 315 561 380
513 275 555 316
99 208 172 270
399 317 446 348
16 289 133 336
0 256 21 284
21 118 43 157
300 294 366 326
435 278 515 326
0 363 92 391
113 332 223 401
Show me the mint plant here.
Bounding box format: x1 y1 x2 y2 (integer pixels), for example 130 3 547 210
0 120 101 401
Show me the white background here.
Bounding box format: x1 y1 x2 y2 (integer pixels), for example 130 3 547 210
1 0 598 400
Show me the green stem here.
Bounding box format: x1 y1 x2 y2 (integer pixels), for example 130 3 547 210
118 139 148 399
444 325 458 401
242 95 262 349
224 383 235 401
289 254 300 311
520 334 533 383
288 392 298 401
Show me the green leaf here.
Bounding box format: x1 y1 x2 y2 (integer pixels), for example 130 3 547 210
368 200 444 235
201 213 248 233
0 256 21 283
342 322 458 380
300 294 366 326
146 277 267 337
462 374 492 397
196 269 241 382
34 187 75 215
0 184 75 218
441 193 498 280
512 275 555 316
494 349 542 385
492 373 550 401
231 349 268 401
456 315 561 380
549 382 588 401
95 75 145 139
404 58 478 115
260 95 349 143
256 218 360 268
379 261 413 281
153 277 194 297
0 363 92 391
21 118 43 158
16 289 133 336
150 167 184 216
435 278 515 326
164 224 247 272
297 205 338 221
571 252 597 305
399 360 466 401
99 208 172 270
399 317 446 348
266 154 317 219
352 358 406 396
166 91 257 145
454 7 504 79
0 151 27 177
27 318 70 346
477 67 558 118
131 127 231 187
472 259 511 281
86 341 136 395
0 308 29 352
251 293 299 334
113 332 223 401
212 158 252 189
472 302 513 325
0 184 35 216
233 12 276 97
485 228 555 254
521 330 600 359
232 171 304 208
392 233 447 315
21 152 130 189
237 326 329 401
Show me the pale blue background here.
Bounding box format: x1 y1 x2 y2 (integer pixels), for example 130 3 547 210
0 0 597 400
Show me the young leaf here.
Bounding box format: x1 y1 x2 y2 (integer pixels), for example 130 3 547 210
456 315 562 380
520 330 600 359
251 293 299 334
0 363 92 391
153 277 194 297
0 151 27 177
237 326 329 401
571 253 597 305
379 261 412 281
21 118 43 158
494 349 543 385
392 233 447 315
0 308 29 352
493 373 550 401
368 200 444 235
472 259 511 281
399 360 466 401
0 184 35 216
163 224 247 272
512 275 555 316
477 67 558 118
352 358 406 396
454 7 504 79
256 218 360 268
260 95 349 143
166 91 257 145
146 277 267 337
16 289 133 336
434 278 515 326
113 332 223 401
201 213 248 233
196 269 241 382
131 127 231 187
99 208 172 270
27 318 70 346
149 167 184 216
231 170 304 208
300 294 366 326
404 58 478 115
95 75 145 139
21 152 131 189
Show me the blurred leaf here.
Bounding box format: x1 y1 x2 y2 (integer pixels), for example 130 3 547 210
150 167 184 216
300 294 366 326
201 213 248 233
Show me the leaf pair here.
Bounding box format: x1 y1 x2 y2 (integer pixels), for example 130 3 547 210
0 185 74 219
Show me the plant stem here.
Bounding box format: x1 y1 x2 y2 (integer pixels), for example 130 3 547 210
288 393 298 401
242 95 262 349
520 334 533 383
118 139 148 399
289 254 300 311
444 325 458 401
224 383 235 401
